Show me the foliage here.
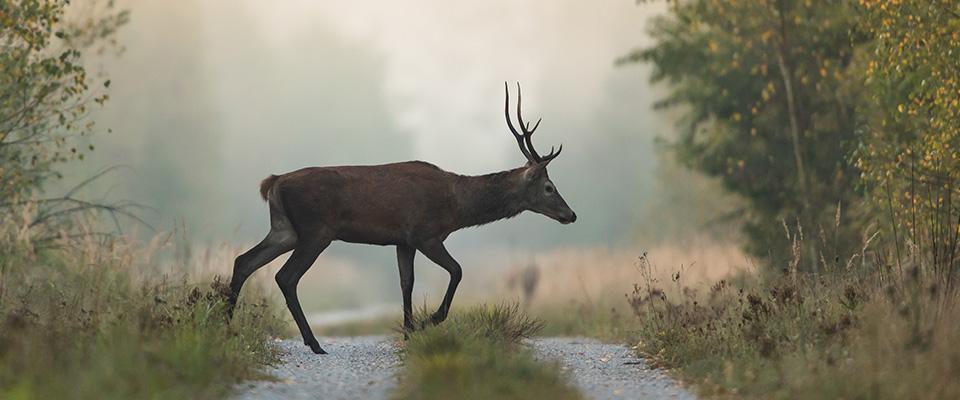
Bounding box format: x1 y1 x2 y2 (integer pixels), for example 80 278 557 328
0 0 127 200
0 231 286 400
620 25 960 400
621 0 868 268
393 303 581 400
856 0 960 283
0 1 139 247
0 4 289 399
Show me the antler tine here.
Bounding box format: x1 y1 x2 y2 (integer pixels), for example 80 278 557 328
525 118 542 133
505 82 535 163
506 82 563 165
539 144 563 163
515 82 545 162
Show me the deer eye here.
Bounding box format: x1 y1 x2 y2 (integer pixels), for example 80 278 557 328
545 185 554 194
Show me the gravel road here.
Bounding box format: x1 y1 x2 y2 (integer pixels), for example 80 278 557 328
530 337 695 400
233 336 692 400
232 336 399 400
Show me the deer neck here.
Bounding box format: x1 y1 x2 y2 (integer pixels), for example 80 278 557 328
454 168 527 229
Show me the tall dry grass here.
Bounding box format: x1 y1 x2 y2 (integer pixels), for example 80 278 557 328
620 215 960 399
511 241 751 305
0 215 287 399
489 240 752 338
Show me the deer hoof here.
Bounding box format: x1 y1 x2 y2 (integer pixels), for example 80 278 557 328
306 341 327 354
429 313 446 325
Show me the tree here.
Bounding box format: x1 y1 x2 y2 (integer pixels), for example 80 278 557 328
0 0 131 247
856 0 960 282
621 0 868 269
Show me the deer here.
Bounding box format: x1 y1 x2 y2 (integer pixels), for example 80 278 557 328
226 83 576 354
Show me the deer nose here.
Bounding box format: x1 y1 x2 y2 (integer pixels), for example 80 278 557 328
570 212 577 223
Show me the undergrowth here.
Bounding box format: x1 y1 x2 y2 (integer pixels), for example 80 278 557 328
393 303 581 400
0 238 286 400
528 244 960 399
626 252 960 399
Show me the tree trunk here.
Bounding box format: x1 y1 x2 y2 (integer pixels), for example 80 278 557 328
775 0 818 273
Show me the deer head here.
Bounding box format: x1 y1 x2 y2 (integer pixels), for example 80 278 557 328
504 82 577 225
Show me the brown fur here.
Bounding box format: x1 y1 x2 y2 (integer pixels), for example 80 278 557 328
228 84 575 354
262 161 562 247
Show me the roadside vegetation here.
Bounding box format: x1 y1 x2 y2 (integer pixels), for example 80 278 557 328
627 248 960 399
514 243 749 341
570 1 960 398
0 226 287 400
0 2 288 399
393 303 581 400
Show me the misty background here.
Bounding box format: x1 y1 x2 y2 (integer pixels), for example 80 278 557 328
62 0 730 309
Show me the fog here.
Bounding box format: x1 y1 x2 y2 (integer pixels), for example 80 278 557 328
69 1 679 298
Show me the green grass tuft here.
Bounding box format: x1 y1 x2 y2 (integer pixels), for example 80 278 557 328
393 303 581 400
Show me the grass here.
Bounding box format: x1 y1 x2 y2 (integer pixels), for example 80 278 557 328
392 303 582 400
0 234 287 400
504 241 750 342
504 242 750 308
534 302 632 341
625 264 960 399
527 243 960 399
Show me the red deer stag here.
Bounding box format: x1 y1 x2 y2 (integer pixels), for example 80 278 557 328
227 83 576 354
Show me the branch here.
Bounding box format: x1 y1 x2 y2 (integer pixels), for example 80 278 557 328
32 232 117 245
28 196 155 232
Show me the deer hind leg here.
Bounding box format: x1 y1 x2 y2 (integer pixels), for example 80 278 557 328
276 238 331 354
418 241 462 326
227 207 297 316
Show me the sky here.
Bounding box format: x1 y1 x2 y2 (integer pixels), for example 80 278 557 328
71 1 682 294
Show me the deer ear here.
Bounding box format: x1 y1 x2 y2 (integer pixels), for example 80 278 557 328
522 163 546 181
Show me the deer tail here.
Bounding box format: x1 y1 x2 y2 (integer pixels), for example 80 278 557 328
259 175 279 201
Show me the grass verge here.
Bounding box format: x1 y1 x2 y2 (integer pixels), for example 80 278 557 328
0 240 286 400
392 303 582 400
627 268 960 399
526 247 960 399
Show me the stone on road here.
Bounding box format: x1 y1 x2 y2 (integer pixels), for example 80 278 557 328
530 337 695 400
233 336 399 400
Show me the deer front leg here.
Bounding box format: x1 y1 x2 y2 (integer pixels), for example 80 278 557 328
418 241 462 325
396 245 416 335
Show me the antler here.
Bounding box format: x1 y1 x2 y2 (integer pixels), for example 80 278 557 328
504 82 562 164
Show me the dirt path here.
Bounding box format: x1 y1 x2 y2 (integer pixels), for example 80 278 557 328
234 336 692 400
232 336 399 400
530 337 695 400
